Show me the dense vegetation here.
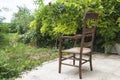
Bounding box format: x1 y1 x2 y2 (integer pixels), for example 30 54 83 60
0 7 58 80
0 33 58 80
32 0 120 52
0 0 120 79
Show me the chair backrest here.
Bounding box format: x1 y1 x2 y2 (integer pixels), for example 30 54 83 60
80 12 98 52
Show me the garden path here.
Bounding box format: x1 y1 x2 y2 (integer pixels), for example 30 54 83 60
16 53 120 80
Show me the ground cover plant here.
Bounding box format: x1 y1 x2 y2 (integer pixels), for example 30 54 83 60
0 33 58 80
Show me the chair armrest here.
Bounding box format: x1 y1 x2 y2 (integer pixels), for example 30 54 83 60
74 34 82 39
58 34 82 42
58 34 82 52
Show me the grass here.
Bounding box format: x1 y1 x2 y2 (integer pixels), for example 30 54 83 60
0 33 58 80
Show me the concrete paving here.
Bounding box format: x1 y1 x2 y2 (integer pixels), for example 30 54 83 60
16 54 120 80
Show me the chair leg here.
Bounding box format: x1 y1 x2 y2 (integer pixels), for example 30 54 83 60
79 65 82 79
79 56 82 79
73 54 75 65
89 54 93 71
58 60 61 73
59 52 62 73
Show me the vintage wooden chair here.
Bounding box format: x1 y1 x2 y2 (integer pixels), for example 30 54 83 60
58 12 98 79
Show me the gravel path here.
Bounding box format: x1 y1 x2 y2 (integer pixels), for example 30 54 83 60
16 54 120 80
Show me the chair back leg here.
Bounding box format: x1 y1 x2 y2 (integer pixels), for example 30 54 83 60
59 52 62 73
73 54 76 65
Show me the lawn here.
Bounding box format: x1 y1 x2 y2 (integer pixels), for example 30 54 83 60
0 33 58 80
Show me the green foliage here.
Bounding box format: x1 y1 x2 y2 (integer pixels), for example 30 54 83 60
97 0 120 48
0 8 5 44
0 33 58 80
117 17 120 27
35 0 103 49
0 63 19 79
9 23 17 33
32 0 120 52
33 0 102 37
0 23 10 46
1 23 10 33
40 3 79 35
35 0 44 6
20 27 56 47
0 9 5 23
11 6 34 34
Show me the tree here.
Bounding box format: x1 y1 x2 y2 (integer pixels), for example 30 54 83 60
11 6 34 34
31 0 120 52
0 8 8 44
32 0 102 37
0 8 6 23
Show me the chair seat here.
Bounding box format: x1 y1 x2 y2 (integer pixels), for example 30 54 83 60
62 47 91 54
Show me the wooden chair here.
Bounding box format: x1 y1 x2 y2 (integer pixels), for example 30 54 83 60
58 12 98 79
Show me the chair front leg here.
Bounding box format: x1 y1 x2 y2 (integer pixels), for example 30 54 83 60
79 53 82 79
89 52 93 71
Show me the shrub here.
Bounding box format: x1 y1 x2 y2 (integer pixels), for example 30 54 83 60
32 0 120 52
0 63 19 79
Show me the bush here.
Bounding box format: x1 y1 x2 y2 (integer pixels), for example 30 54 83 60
0 23 10 33
31 0 120 53
11 6 34 34
0 23 10 45
18 28 56 47
0 63 19 79
9 23 17 33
